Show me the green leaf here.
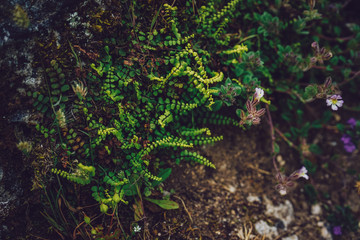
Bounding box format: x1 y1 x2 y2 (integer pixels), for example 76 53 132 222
303 85 318 100
309 144 322 155
303 159 317 174
336 123 345 132
211 100 223 112
144 198 179 210
274 142 280 154
144 187 152 197
61 85 70 92
84 216 91 224
118 49 126 56
123 183 137 196
152 168 172 187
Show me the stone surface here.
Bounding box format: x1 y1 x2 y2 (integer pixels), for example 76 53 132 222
282 235 299 240
254 220 279 238
311 203 322 215
264 197 295 229
247 194 261 203
320 226 333 240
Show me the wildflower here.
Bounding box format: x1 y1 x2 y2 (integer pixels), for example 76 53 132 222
340 134 351 144
311 42 333 65
254 87 264 102
240 100 266 125
347 118 357 128
326 95 343 111
275 183 288 196
133 224 141 233
297 166 309 180
275 166 309 196
341 134 356 153
289 166 309 180
333 226 342 235
344 142 356 153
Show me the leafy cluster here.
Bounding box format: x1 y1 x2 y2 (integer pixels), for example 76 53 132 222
25 0 360 238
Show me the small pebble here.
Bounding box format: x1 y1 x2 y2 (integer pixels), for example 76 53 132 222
311 203 322 215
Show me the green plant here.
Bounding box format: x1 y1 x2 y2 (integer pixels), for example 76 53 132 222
26 0 360 237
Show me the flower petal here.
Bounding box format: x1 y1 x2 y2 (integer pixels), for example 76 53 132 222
326 99 332 106
336 100 344 107
331 104 338 111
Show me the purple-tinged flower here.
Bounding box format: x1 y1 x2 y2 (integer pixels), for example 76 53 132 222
344 142 356 153
326 95 344 111
239 100 266 125
289 166 309 180
333 226 342 235
341 134 351 144
254 87 264 102
298 166 309 180
347 118 357 128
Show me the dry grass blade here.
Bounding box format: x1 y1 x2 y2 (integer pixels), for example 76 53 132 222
237 222 266 240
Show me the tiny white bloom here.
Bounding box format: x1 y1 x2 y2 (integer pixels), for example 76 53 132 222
298 166 309 180
133 225 141 233
254 88 264 101
279 189 287 195
326 95 344 111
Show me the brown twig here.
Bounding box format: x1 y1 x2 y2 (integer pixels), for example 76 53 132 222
339 70 360 86
314 33 354 42
174 195 193 223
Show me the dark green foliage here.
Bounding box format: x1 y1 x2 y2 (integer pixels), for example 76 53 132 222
327 206 358 233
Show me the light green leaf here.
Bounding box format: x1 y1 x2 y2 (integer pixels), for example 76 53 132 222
145 198 179 210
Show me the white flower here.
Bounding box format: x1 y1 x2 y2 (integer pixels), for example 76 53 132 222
298 166 309 180
326 95 344 111
133 224 141 233
254 88 264 101
279 189 287 195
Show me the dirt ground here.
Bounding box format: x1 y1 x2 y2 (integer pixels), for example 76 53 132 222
140 124 360 240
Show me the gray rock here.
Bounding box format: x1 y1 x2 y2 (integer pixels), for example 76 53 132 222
320 226 333 240
264 197 295 229
254 220 279 238
247 194 261 203
311 203 322 215
282 235 299 240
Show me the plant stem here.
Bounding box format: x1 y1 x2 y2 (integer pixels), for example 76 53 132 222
274 127 298 151
265 104 279 174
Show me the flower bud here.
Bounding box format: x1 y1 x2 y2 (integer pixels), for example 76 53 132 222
311 41 319 49
324 76 332 89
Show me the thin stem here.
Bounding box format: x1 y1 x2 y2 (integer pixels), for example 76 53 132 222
266 104 279 174
274 127 299 151
339 70 360 86
314 33 354 42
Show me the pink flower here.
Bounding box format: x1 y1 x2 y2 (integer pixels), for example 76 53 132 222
326 95 343 111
